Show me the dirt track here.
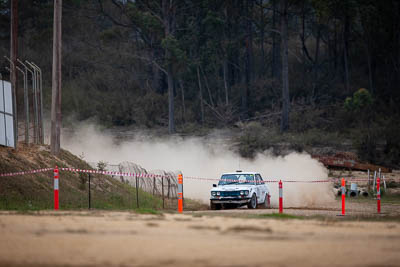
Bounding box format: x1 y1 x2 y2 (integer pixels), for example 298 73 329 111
1 204 400 267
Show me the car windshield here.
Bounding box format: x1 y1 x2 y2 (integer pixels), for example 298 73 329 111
218 174 255 185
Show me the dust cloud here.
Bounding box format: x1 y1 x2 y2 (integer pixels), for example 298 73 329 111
62 124 334 207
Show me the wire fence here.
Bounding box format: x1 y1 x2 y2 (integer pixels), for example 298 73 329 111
0 165 399 211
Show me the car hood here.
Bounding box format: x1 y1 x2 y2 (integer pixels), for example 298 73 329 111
211 185 254 192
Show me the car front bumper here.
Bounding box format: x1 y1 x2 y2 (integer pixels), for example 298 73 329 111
210 198 251 204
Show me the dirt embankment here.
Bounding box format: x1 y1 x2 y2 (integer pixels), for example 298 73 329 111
0 144 161 210
0 210 399 267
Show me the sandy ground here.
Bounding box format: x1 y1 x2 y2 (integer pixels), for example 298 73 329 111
1 203 400 267
204 199 400 218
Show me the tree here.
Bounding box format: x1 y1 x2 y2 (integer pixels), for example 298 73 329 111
4 0 400 161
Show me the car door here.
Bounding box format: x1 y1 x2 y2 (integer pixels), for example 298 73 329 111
256 174 265 202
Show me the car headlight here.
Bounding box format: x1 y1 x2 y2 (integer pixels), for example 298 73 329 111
240 191 244 195
216 191 221 196
244 190 249 196
211 191 216 196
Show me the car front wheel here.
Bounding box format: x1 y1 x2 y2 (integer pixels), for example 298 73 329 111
247 194 257 209
210 201 221 210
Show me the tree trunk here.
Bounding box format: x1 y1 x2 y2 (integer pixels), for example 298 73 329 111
343 14 350 92
280 0 289 132
179 79 186 123
197 66 205 124
312 26 321 101
301 3 307 86
223 5 230 105
51 0 62 155
272 0 281 81
243 0 253 119
365 42 374 94
201 66 214 107
223 59 229 105
167 60 175 134
259 0 265 77
334 18 338 71
151 48 161 93
360 15 374 94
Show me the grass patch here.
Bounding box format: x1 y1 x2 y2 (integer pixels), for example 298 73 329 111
336 193 400 205
0 144 164 211
381 194 400 204
341 214 400 222
257 213 303 220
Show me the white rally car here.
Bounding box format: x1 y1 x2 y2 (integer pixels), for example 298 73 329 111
210 171 271 210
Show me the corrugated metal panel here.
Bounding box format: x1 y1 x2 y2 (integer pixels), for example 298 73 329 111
0 80 15 148
312 155 391 173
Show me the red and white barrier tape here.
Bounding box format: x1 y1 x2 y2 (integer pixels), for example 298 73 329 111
60 167 172 179
0 168 53 177
185 176 331 183
1 167 399 183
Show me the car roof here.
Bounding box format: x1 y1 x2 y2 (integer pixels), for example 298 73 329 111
221 171 260 175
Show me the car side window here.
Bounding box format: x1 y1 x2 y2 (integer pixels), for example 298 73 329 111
256 174 263 185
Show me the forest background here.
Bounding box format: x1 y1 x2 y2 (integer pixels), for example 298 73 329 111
0 0 399 168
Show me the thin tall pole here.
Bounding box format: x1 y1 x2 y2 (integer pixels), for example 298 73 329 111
33 66 38 143
373 171 376 192
88 173 91 210
135 175 139 208
1 74 7 146
162 176 165 209
17 59 29 144
28 62 43 144
31 63 38 143
25 66 34 142
15 66 28 143
383 175 387 193
51 0 62 155
32 63 44 144
4 57 17 148
25 61 38 144
10 0 18 149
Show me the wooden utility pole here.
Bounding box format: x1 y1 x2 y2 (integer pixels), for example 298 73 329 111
10 0 18 148
51 0 62 155
243 0 253 119
280 0 290 132
162 0 176 134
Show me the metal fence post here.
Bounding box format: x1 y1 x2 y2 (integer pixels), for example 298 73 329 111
135 174 139 208
162 176 164 209
29 62 43 144
15 65 28 143
88 173 91 210
25 61 38 144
